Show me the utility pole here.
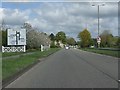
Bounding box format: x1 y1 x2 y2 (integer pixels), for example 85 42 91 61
1 19 5 30
92 3 105 48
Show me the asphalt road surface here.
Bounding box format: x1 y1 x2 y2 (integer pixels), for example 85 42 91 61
6 49 118 88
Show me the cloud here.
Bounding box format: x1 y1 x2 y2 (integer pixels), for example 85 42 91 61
2 0 120 2
0 8 31 25
3 0 30 2
1 2 118 40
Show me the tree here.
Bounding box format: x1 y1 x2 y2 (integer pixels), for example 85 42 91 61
78 29 91 48
24 23 51 49
39 32 51 46
76 41 80 46
49 33 55 41
23 23 32 32
110 36 118 47
100 30 113 47
91 38 97 47
0 30 2 51
66 37 76 46
116 37 120 48
27 30 51 49
2 30 7 46
55 31 66 44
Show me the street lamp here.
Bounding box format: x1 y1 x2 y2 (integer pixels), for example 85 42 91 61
92 3 105 48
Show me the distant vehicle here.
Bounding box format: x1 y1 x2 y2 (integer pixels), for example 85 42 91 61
90 46 95 48
65 46 69 50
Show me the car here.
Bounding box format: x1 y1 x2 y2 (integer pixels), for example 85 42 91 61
65 46 69 50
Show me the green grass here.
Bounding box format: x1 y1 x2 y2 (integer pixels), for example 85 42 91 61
2 49 39 57
80 48 120 58
2 48 60 80
2 52 25 57
0 52 2 80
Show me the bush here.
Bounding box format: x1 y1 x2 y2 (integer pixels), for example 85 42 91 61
50 41 59 48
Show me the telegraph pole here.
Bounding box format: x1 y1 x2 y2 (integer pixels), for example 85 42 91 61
92 3 105 48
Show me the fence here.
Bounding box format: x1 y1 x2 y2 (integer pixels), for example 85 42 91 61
2 46 26 52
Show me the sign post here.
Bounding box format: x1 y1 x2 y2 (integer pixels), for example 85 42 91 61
7 29 26 46
41 45 44 52
2 28 26 52
97 36 101 48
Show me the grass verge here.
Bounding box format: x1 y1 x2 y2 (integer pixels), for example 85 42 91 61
2 48 60 80
80 48 120 58
0 52 2 81
2 49 39 57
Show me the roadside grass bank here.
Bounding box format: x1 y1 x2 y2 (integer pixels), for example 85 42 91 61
2 48 60 80
0 52 2 81
80 48 120 58
2 49 39 57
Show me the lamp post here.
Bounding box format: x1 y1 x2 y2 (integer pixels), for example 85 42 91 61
92 3 105 48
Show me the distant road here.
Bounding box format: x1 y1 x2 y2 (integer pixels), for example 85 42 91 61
6 49 118 88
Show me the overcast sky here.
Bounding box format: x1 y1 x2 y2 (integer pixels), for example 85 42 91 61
0 0 119 40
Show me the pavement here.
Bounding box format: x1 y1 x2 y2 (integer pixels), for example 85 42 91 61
5 49 119 88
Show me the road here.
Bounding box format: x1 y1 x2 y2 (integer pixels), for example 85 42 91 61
6 49 118 88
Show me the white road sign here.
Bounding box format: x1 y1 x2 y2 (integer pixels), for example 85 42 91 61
7 29 26 45
97 37 101 43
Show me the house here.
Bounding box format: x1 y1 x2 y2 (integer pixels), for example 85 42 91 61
54 40 64 48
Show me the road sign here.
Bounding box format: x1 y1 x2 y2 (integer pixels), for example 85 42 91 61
97 36 101 43
7 29 26 45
